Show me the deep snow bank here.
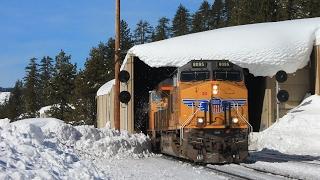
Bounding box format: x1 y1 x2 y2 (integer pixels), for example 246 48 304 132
250 95 320 155
0 118 151 179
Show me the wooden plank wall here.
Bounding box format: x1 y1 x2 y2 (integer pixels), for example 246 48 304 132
316 46 320 95
120 56 134 133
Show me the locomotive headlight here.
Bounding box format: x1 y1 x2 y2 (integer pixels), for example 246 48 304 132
197 118 204 124
213 85 219 95
232 117 239 124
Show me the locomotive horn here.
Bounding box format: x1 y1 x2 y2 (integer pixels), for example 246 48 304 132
119 70 130 83
275 70 287 83
277 90 289 102
119 91 131 104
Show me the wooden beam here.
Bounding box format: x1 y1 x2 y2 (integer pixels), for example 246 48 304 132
316 46 320 95
114 0 121 130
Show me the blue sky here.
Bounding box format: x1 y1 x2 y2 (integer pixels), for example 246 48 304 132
0 0 204 87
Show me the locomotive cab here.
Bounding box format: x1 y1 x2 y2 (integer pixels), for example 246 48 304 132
148 60 250 164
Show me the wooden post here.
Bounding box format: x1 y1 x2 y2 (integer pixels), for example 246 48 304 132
316 45 320 95
114 0 121 130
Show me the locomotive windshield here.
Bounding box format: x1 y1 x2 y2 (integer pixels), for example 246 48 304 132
213 70 242 81
180 71 210 82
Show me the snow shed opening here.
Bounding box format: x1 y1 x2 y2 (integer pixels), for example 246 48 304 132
133 60 266 133
244 71 266 132
133 57 176 133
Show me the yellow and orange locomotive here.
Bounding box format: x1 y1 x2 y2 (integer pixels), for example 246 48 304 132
148 60 250 163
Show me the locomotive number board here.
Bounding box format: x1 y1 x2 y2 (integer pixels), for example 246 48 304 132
217 61 232 68
192 61 207 68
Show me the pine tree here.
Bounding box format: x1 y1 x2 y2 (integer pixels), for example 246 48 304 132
245 0 268 23
191 12 203 33
224 0 249 26
39 56 54 107
106 37 115 80
308 0 320 18
172 4 191 37
0 98 9 119
77 43 109 124
23 57 40 117
51 50 77 121
280 0 310 20
120 20 134 61
133 20 153 44
153 17 171 41
210 0 225 29
261 0 281 22
72 70 91 125
7 80 24 120
191 1 211 32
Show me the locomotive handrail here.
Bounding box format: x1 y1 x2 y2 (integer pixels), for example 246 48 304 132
233 101 253 134
180 108 200 145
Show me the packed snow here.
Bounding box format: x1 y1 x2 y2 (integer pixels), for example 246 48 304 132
96 157 224 180
97 79 115 96
0 92 10 105
123 18 320 77
0 118 151 179
38 104 75 118
250 95 320 155
0 118 225 179
1 102 320 179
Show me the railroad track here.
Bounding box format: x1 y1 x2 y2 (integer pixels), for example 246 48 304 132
205 165 252 180
206 164 293 180
162 155 294 179
250 151 320 167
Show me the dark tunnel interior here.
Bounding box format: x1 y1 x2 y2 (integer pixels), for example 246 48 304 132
133 58 176 133
244 70 266 132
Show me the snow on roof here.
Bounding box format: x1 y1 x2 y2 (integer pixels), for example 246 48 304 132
123 17 320 77
97 79 115 96
98 18 320 97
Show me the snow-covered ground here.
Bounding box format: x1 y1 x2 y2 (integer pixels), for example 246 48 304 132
0 118 151 179
1 96 320 179
0 118 224 179
250 95 320 155
95 156 223 180
0 92 10 105
245 95 320 179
